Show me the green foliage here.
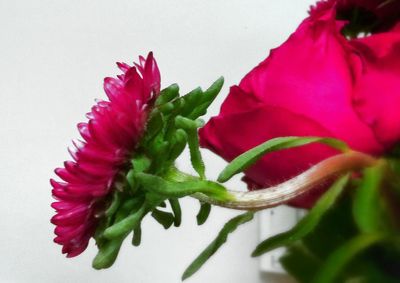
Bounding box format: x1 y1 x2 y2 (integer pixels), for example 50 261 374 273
91 78 227 270
169 198 182 227
277 163 400 283
252 175 349 257
312 234 386 283
353 165 386 233
103 205 146 239
151 209 175 229
132 226 142 246
196 202 211 225
218 137 348 183
182 212 254 281
175 116 205 179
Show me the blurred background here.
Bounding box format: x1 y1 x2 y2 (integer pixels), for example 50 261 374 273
0 0 314 282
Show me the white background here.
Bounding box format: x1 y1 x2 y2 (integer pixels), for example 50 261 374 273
0 1 313 282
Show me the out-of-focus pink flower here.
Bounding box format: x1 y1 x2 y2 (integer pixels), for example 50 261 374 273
51 53 160 257
200 1 400 207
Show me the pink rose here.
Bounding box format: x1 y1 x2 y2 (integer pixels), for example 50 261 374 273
199 1 400 207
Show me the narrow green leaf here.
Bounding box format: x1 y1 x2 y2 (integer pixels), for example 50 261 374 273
186 129 205 179
93 237 124 269
182 212 254 280
353 165 384 233
280 243 322 283
149 141 170 171
252 175 349 257
187 77 224 119
301 194 357 260
151 209 175 229
218 137 348 183
155 84 179 106
175 115 203 129
169 198 182 227
142 110 164 142
158 201 167 208
132 225 142 246
312 233 386 283
135 172 233 201
158 101 175 114
131 154 151 173
152 140 170 157
114 198 142 223
169 96 185 116
196 202 211 225
187 101 211 120
179 87 203 117
104 205 146 239
175 116 205 179
126 169 136 191
168 129 187 162
105 191 121 217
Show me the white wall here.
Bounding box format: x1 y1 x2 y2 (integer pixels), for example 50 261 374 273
0 1 314 282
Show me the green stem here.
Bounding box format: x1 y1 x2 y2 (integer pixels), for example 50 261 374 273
170 151 377 210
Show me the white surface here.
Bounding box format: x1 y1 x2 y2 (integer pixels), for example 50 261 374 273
0 0 314 282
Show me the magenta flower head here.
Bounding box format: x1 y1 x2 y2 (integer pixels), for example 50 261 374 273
51 53 160 258
50 51 227 269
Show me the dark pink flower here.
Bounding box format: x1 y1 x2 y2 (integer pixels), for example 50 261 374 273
51 53 160 257
200 1 400 207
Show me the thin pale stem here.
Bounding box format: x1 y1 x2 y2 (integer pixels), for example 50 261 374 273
192 151 378 210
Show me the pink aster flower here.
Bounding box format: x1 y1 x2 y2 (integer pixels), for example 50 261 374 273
50 52 160 257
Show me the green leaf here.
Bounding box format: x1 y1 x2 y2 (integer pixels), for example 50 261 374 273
182 212 254 281
114 198 143 223
178 87 203 117
132 225 142 246
353 164 385 233
93 237 124 269
104 205 146 239
252 175 349 257
158 201 167 208
151 209 175 229
126 170 139 193
155 84 179 106
169 198 182 227
105 191 121 217
187 77 224 119
158 101 175 114
175 116 205 179
218 136 349 183
168 129 187 162
280 243 322 283
131 154 151 173
174 115 204 130
135 172 233 201
142 110 164 143
312 233 386 283
196 202 211 225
